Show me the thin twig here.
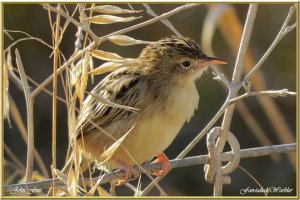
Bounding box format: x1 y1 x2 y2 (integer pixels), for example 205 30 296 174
210 65 232 90
235 4 296 90
58 5 79 47
43 4 100 43
31 3 200 98
142 4 183 37
214 4 258 196
228 89 296 104
10 67 67 104
4 37 53 53
4 29 14 40
220 3 258 133
15 49 35 182
3 143 296 193
4 30 53 52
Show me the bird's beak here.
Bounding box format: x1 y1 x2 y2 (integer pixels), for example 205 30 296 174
203 57 227 65
196 56 227 69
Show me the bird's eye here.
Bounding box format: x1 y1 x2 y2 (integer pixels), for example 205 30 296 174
181 60 191 68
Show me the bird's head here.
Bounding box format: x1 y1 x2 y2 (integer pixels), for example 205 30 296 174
138 36 227 82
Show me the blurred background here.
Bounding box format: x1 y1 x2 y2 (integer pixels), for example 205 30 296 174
4 3 296 196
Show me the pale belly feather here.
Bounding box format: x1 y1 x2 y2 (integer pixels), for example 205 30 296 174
112 81 199 166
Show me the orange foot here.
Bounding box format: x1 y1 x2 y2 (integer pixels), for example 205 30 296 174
114 159 139 186
151 152 171 176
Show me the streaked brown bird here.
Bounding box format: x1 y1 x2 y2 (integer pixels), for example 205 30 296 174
75 36 226 184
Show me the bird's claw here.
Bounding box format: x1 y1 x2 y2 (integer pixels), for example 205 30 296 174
114 159 139 186
150 152 171 176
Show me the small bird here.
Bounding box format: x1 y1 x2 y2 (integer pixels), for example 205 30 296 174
75 36 226 184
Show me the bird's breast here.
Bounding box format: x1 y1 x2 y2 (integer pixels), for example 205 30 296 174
166 80 199 122
117 81 200 164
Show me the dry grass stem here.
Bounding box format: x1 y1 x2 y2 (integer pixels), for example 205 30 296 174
4 30 53 52
43 4 100 42
15 49 35 182
51 4 62 194
9 96 49 178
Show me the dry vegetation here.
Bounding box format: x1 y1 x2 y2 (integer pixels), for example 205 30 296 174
3 3 297 197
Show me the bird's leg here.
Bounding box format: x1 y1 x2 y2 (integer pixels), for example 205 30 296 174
114 159 139 186
150 152 171 176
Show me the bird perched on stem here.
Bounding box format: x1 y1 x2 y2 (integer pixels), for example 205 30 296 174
75 36 226 184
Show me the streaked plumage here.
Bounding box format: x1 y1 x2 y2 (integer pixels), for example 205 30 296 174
75 36 225 172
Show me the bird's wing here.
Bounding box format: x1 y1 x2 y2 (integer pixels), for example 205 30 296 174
75 67 142 137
